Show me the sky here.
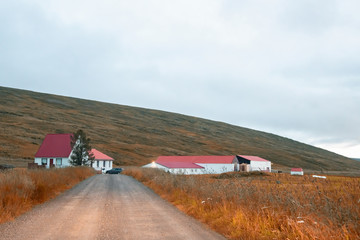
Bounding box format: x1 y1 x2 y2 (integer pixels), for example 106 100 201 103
1 0 359 158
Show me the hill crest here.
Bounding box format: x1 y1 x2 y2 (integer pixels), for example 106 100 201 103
0 86 359 172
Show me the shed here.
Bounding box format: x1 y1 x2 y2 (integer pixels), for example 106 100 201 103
291 168 304 175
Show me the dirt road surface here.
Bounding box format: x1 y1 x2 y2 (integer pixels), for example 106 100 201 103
0 174 226 240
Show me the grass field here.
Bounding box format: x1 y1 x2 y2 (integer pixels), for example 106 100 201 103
1 86 359 171
124 167 360 239
0 167 95 223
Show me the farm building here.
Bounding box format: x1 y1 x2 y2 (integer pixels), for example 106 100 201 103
143 155 271 175
237 155 271 172
291 168 304 175
34 133 113 171
90 148 113 172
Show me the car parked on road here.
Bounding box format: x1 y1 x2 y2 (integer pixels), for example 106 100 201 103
105 168 123 174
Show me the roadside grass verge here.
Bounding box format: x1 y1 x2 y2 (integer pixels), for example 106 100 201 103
124 167 360 239
0 167 95 223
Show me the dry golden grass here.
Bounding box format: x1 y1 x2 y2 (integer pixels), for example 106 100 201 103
0 167 95 223
1 86 359 171
124 167 360 239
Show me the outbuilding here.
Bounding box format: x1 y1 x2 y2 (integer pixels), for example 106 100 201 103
291 168 304 175
91 148 114 172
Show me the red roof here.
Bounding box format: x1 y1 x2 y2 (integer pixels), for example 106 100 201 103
291 168 303 172
157 162 203 169
90 149 114 161
156 156 237 165
238 155 270 162
35 134 72 158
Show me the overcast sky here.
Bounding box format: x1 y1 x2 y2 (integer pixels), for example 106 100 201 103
1 0 359 158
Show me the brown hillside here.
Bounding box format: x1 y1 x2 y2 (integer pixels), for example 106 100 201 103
0 86 359 171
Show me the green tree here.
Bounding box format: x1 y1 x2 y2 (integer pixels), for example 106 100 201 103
69 129 95 166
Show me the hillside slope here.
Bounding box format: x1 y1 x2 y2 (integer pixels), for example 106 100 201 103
0 86 359 171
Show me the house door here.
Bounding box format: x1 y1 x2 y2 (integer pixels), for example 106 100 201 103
49 158 54 167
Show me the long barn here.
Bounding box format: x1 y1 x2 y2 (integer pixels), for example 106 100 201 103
143 155 271 175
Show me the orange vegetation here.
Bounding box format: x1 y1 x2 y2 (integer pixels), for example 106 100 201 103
0 167 95 223
124 167 360 239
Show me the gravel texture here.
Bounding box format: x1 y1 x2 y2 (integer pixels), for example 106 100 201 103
0 174 226 240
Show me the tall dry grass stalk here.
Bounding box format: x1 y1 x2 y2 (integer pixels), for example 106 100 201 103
124 167 360 240
0 167 95 223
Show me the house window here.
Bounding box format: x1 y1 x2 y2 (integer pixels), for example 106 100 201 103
56 158 62 166
103 161 106 167
41 158 47 165
97 161 99 167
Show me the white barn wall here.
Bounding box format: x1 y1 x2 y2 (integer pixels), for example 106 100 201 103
291 171 304 175
250 161 271 172
92 160 113 171
169 168 206 175
196 163 235 174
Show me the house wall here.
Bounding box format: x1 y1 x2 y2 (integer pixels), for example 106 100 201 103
291 171 304 175
34 157 70 168
250 161 271 172
92 160 113 171
34 157 112 171
196 163 235 174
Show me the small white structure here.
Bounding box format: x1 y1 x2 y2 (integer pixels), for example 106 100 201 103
291 168 304 175
143 155 271 175
91 148 113 172
34 133 114 171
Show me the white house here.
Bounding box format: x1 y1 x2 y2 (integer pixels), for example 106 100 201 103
34 133 113 171
91 148 113 172
34 134 72 168
291 168 304 175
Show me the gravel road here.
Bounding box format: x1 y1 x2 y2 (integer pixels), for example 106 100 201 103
0 174 226 240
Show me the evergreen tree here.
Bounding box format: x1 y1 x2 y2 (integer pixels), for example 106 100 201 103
69 129 95 166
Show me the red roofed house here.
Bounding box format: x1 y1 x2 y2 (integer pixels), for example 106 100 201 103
35 134 113 171
35 134 72 168
90 148 114 172
291 168 304 175
143 155 271 174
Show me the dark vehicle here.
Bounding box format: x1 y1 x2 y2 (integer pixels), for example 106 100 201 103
106 168 123 174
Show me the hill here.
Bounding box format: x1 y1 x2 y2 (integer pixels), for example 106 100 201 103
0 86 359 172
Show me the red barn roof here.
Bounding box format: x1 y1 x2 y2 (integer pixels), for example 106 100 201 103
35 134 72 158
157 162 203 169
237 155 270 162
291 168 303 172
90 149 114 161
156 156 237 165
